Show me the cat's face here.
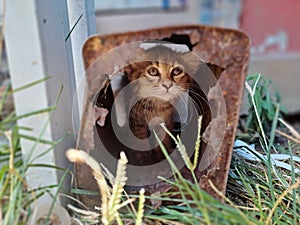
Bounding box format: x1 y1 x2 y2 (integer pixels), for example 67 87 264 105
125 46 198 102
132 62 189 101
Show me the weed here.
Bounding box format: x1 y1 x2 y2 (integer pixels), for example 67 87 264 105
243 74 285 134
65 74 299 225
0 79 70 225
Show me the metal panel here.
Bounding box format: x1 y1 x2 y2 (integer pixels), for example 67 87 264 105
77 25 250 208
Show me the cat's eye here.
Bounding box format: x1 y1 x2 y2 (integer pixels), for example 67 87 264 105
147 67 159 76
171 67 183 76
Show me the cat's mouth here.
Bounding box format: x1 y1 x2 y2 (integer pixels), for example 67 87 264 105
162 92 176 101
151 90 175 101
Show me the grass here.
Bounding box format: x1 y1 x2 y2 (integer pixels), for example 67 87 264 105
2 0 297 221
0 7 299 222
243 74 285 134
0 79 71 225
66 74 299 225
0 64 299 225
1 73 299 224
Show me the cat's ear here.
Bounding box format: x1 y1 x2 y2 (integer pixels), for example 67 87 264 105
123 64 132 75
124 48 145 75
206 63 225 80
127 47 147 66
135 47 148 59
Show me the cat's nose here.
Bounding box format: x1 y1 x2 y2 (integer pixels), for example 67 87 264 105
162 81 173 91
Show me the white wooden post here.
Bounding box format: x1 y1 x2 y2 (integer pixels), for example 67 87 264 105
5 0 96 205
67 0 96 131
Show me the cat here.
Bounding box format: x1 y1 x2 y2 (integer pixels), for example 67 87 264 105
124 44 204 165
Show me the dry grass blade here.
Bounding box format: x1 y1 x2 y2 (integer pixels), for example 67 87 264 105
135 188 145 225
161 115 202 172
67 204 100 219
176 139 193 171
101 163 116 185
66 150 137 224
245 76 268 148
160 123 194 171
107 151 128 224
101 162 138 215
208 180 254 224
278 118 300 140
156 219 187 225
276 129 300 145
4 131 13 169
65 149 110 223
276 118 300 144
65 149 109 195
266 179 300 224
192 115 202 171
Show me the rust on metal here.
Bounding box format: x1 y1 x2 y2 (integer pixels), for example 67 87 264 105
76 25 250 208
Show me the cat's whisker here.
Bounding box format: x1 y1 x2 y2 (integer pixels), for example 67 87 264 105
189 91 207 108
123 45 215 165
176 93 189 108
189 87 206 100
174 92 205 127
188 96 204 114
175 94 191 127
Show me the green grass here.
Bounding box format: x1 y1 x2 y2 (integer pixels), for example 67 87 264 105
0 79 70 225
68 74 299 225
0 4 74 223
0 71 299 224
243 74 285 134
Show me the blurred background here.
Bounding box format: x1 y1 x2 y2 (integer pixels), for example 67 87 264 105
0 0 298 210
1 0 299 113
93 0 300 114
0 0 298 212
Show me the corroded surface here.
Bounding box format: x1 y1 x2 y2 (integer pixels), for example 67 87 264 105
77 25 250 208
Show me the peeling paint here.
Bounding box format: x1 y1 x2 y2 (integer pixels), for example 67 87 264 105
251 31 288 55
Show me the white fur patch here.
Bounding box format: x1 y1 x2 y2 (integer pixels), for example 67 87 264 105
139 42 190 53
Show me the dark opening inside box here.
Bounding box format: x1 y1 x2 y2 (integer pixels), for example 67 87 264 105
76 25 250 208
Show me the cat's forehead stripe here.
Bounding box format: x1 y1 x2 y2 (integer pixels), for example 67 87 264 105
139 43 190 53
